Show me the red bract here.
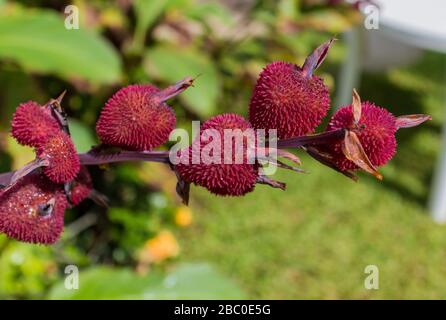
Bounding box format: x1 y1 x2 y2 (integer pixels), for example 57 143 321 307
249 39 334 139
96 78 193 151
326 101 397 171
11 101 61 147
176 113 259 196
0 173 67 244
37 131 80 184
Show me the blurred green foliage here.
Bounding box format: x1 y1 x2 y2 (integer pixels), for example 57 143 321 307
0 237 58 298
144 46 220 117
48 263 245 299
0 7 121 83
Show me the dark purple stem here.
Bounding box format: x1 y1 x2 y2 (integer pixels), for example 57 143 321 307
78 151 171 165
0 151 171 186
276 129 345 149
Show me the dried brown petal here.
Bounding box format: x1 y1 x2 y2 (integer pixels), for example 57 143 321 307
275 159 306 173
342 130 383 180
276 149 302 166
256 147 302 166
256 174 286 190
352 88 361 125
395 114 432 129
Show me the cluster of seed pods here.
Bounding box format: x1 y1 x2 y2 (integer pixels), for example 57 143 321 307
0 93 103 244
0 38 431 245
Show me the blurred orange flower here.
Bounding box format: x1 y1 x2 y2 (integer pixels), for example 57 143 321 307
139 230 180 265
174 206 193 227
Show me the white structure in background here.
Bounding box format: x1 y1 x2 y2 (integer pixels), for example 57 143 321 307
336 0 446 222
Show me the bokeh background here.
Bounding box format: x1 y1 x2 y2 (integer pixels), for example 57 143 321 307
0 0 445 299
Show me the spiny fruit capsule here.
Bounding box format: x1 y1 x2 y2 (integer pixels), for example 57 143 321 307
175 113 259 196
96 84 174 151
325 101 397 172
37 131 81 184
96 78 193 151
69 166 93 206
249 39 334 139
11 101 61 147
0 173 67 244
307 90 431 180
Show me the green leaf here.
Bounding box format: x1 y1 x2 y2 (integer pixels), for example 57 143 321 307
144 46 220 117
141 263 246 299
48 266 160 300
0 9 122 84
132 0 170 51
184 2 235 26
69 118 97 153
47 263 245 299
278 0 301 20
0 70 42 130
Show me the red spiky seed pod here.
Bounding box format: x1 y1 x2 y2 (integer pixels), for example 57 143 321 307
176 113 259 196
96 78 193 151
37 131 80 184
310 90 431 180
249 39 334 139
69 166 93 206
11 101 61 147
326 101 397 172
0 173 67 244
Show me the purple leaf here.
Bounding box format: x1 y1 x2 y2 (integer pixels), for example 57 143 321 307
277 129 345 148
305 146 358 181
302 38 336 78
154 76 195 103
